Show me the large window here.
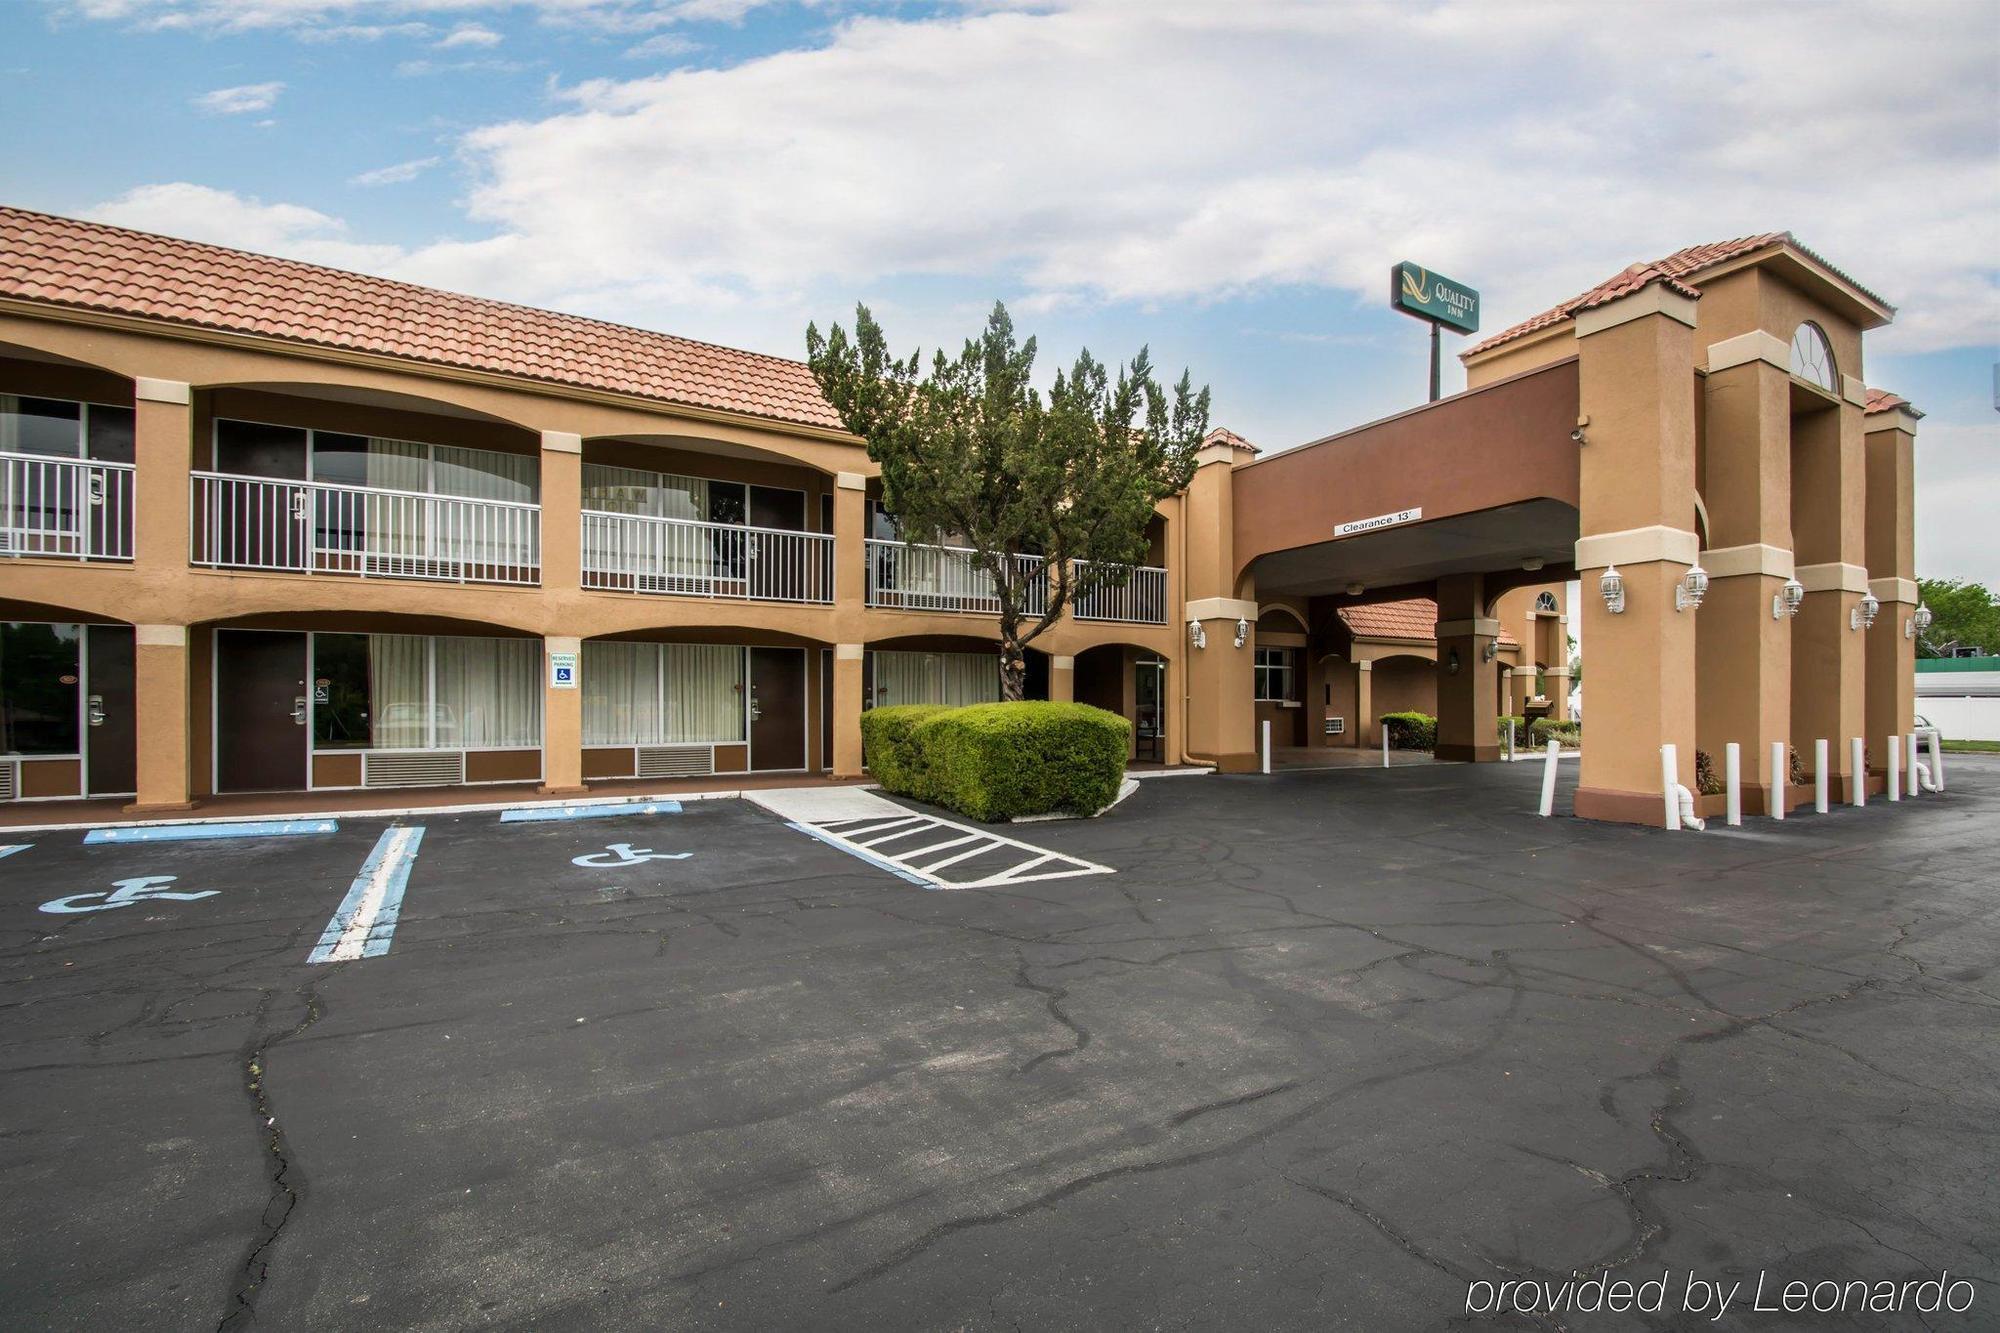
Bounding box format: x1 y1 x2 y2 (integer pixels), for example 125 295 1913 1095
582 642 745 746
214 419 537 502
312 633 541 752
869 650 1002 708
582 463 745 524
0 622 81 756
1253 647 1296 702
0 395 134 462
1789 322 1837 392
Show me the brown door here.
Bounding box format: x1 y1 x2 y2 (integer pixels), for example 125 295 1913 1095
216 630 308 792
747 486 808 601
749 646 805 772
84 624 136 796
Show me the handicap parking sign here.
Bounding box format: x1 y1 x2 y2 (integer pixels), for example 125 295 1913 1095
550 652 578 689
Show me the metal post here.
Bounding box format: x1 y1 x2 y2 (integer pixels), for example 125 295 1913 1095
1725 742 1741 827
1660 743 1679 831
1815 739 1830 814
1850 737 1866 807
1770 741 1786 821
1538 739 1560 817
1906 732 1919 797
1261 719 1271 776
1428 321 1441 403
1886 735 1901 802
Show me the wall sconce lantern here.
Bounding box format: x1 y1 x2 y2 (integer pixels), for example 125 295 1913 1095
1446 648 1461 675
1234 618 1250 648
1908 603 1933 640
1188 619 1207 649
1773 577 1805 620
1599 564 1626 615
1481 639 1498 663
1851 591 1880 631
1674 562 1709 613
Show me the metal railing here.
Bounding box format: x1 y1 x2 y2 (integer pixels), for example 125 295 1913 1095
191 472 540 585
865 540 1049 616
0 453 134 561
580 510 833 603
1072 561 1169 624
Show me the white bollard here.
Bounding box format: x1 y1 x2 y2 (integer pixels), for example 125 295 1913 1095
1770 741 1786 821
1725 742 1741 827
1906 732 1919 797
1850 737 1866 807
1660 743 1679 831
1381 726 1389 769
1928 728 1947 791
1506 718 1516 763
1886 735 1900 802
1261 719 1271 776
1539 739 1560 817
1815 739 1830 814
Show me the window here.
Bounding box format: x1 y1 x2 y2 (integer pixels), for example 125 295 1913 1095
1789 322 1837 392
1254 647 1296 702
311 632 542 752
0 622 81 755
581 462 744 524
0 396 134 463
214 419 539 502
582 642 746 745
1535 591 1559 613
869 650 1002 707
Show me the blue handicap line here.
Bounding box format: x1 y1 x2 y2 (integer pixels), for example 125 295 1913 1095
785 821 936 888
0 844 29 861
499 801 683 823
308 825 425 965
85 819 339 845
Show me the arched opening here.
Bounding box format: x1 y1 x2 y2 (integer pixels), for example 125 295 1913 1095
1074 642 1170 765
1789 321 1837 392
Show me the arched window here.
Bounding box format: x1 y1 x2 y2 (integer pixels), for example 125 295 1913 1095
1790 322 1837 392
1535 591 1559 613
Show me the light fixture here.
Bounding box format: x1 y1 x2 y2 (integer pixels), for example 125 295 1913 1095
1675 562 1708 613
1570 414 1590 445
1851 591 1880 631
1910 603 1933 640
1481 640 1498 663
1446 648 1461 675
1233 617 1250 648
1520 558 1544 572
1599 564 1625 614
1188 619 1207 649
1773 577 1805 620
1345 582 1365 597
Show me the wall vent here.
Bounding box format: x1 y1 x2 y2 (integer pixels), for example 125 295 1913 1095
1323 716 1345 736
636 745 713 779
363 751 465 789
0 761 16 801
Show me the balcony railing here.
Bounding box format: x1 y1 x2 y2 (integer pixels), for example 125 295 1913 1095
865 540 1050 616
581 511 833 603
191 472 540 585
0 453 134 562
1072 561 1169 624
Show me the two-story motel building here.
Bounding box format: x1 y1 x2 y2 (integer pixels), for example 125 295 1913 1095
0 209 1920 824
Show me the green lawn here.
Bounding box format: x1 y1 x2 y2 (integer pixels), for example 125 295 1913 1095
1941 738 2000 754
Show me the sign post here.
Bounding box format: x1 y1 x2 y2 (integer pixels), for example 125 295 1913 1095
1390 261 1480 402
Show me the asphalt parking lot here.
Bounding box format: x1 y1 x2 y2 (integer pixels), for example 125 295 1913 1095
1 759 1995 1331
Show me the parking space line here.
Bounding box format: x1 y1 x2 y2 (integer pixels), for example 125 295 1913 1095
83 819 338 844
308 825 426 964
0 844 28 860
898 832 982 861
918 839 1006 873
783 821 934 887
498 801 682 823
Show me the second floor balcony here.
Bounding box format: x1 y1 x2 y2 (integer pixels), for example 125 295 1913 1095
581 509 833 603
1 451 134 562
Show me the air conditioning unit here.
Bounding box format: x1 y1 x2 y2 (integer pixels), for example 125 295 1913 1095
1323 716 1345 736
0 760 17 801
363 751 466 788
637 745 713 778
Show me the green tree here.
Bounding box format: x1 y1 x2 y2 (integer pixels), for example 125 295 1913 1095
807 302 1210 700
1915 577 2000 657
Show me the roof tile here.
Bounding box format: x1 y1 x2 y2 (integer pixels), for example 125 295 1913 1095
1338 597 1519 648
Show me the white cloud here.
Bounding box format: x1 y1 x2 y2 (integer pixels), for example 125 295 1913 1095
348 156 442 186
64 0 791 36
437 22 502 47
623 31 701 59
85 183 407 272
192 80 285 114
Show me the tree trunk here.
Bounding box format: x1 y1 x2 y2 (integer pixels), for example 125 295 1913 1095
999 639 1027 702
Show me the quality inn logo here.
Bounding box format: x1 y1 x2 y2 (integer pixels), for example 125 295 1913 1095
1401 266 1434 304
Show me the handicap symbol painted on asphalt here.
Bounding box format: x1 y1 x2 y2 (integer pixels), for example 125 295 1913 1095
40 874 220 915
571 842 693 868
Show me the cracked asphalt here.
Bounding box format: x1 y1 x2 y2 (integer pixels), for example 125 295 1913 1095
1 758 1995 1331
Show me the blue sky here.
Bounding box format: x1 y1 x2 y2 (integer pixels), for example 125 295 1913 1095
4 0 1997 585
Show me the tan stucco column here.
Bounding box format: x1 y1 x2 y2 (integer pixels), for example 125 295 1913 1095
1050 654 1075 703
1864 403 1921 754
832 643 864 777
1354 660 1372 744
1181 438 1256 770
129 623 194 812
1791 387 1868 797
1697 335 1795 811
540 431 582 594
834 472 867 607
1571 280 1701 823
540 633 584 795
1434 574 1499 762
133 378 192 572
1544 666 1571 722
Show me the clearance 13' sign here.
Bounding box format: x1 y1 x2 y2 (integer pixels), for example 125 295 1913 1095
1391 262 1479 334
1336 507 1422 539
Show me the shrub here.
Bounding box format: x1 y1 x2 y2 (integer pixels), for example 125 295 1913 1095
868 701 1131 821
1530 718 1581 748
859 705 950 795
1381 710 1436 750
1498 715 1527 744
1788 745 1806 786
1694 749 1725 796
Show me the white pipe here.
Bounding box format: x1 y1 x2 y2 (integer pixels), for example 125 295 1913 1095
1850 737 1866 807
1815 739 1830 814
1725 742 1741 827
1886 735 1900 802
1539 739 1560 817
1675 783 1706 831
1928 727 1947 791
1660 744 1679 831
1260 718 1271 776
1770 740 1786 821
1906 732 1919 798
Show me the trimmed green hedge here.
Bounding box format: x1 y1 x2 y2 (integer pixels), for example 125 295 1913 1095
1498 714 1527 743
1381 710 1436 751
1529 717 1581 748
862 701 1130 822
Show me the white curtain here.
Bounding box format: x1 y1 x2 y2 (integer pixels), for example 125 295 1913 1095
435 636 542 748
662 644 745 743
872 650 1001 707
583 641 661 746
432 443 536 504
581 464 712 582
940 652 1002 705
368 634 430 748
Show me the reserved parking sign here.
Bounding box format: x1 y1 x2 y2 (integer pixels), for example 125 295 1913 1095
550 652 578 688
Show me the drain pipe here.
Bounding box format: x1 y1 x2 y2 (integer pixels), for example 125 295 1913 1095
1915 729 1943 793
1660 743 1704 831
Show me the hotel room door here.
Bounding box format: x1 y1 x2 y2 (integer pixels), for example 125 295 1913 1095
215 630 309 792
748 646 805 772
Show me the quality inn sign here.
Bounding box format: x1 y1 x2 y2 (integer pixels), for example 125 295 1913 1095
1391 262 1480 335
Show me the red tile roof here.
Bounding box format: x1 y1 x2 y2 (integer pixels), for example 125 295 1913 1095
1862 387 1917 416
1203 426 1260 455
1463 232 1890 359
0 205 846 431
1338 597 1519 648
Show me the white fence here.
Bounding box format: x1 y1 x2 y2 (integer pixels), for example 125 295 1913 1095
1071 561 1168 624
865 540 1049 616
0 453 134 561
191 472 541 585
581 510 833 603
